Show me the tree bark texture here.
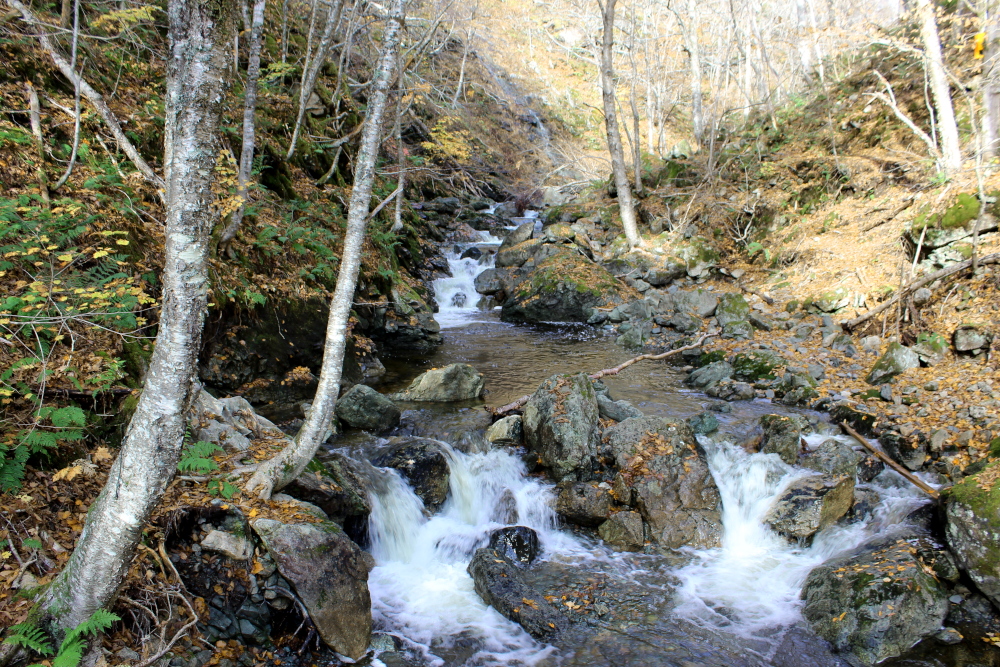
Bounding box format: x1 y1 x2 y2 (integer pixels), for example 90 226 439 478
246 0 406 499
40 0 236 631
916 0 962 172
220 0 267 251
982 0 1000 158
599 0 642 249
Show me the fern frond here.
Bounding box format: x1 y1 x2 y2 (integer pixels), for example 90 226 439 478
3 623 54 656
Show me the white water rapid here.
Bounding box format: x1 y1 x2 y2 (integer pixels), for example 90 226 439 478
366 443 577 666
671 436 933 637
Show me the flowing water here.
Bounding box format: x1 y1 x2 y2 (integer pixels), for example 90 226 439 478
346 235 933 666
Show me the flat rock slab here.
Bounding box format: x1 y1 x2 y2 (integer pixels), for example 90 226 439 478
252 518 375 659
467 547 568 638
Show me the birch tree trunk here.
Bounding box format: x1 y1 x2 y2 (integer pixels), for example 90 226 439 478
286 0 347 160
599 0 642 249
39 0 235 631
982 0 1000 158
220 0 267 253
246 0 406 499
916 0 962 172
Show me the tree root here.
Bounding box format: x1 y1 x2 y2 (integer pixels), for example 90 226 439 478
488 333 716 417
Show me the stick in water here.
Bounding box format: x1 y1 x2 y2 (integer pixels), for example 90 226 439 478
840 421 939 498
489 333 716 416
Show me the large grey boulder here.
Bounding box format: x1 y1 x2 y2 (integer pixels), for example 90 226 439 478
764 475 854 541
865 342 919 385
556 482 614 527
467 548 568 638
880 430 927 472
393 363 485 401
596 394 643 421
945 465 1000 609
953 325 990 353
604 417 721 549
485 415 523 446
371 438 451 511
496 238 544 268
499 221 535 250
523 373 600 480
800 439 862 478
252 515 375 660
687 360 734 390
335 384 400 432
674 288 719 318
715 293 750 326
283 454 372 535
474 268 504 296
759 414 802 465
802 535 951 665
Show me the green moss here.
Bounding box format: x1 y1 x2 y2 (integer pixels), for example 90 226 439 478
732 351 780 381
696 350 727 367
944 463 1000 532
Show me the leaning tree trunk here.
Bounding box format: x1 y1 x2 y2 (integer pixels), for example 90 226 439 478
39 0 235 631
916 0 962 172
220 0 267 253
246 0 406 499
599 0 643 249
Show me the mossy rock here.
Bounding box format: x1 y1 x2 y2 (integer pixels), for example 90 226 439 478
806 287 850 313
946 467 1000 611
908 192 997 249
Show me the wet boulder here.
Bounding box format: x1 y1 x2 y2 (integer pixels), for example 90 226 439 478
759 414 803 465
500 247 638 324
945 464 1000 610
865 342 920 385
687 411 719 435
488 526 541 566
499 221 535 250
764 475 854 541
496 238 544 268
801 534 950 666
523 373 600 480
800 439 862 478
252 513 375 660
371 438 451 511
604 417 722 549
880 430 927 472
705 380 755 402
474 268 504 296
596 394 644 422
335 384 400 433
467 548 568 638
392 363 485 402
556 482 614 527
598 511 645 551
687 360 734 390
485 415 523 446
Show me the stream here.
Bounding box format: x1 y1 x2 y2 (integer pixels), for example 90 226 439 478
325 231 931 667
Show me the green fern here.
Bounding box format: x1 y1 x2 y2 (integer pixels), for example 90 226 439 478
178 440 223 472
3 623 54 656
52 610 119 667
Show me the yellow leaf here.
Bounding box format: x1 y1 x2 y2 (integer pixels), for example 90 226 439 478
53 465 82 482
57 254 73 262
93 447 112 463
93 250 109 259
116 239 129 245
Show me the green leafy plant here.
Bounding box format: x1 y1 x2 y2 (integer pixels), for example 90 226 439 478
4 610 120 667
177 440 223 473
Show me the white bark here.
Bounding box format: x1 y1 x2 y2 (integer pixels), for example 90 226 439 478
8 0 165 196
40 0 235 630
287 0 347 160
599 0 642 249
982 0 1000 158
246 0 406 499
220 0 267 252
916 0 961 172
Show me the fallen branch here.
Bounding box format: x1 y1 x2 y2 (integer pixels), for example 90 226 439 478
8 0 165 198
735 282 774 305
861 196 914 233
843 252 1000 331
489 333 716 416
840 421 939 498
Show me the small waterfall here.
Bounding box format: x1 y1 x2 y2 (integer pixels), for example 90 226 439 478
432 230 502 329
366 444 563 666
671 437 932 635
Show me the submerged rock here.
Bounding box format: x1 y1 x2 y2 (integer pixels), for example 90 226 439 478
252 515 375 660
764 475 854 541
523 373 600 480
371 438 451 511
467 548 568 638
393 363 485 402
596 394 644 422
598 511 645 551
335 384 400 433
604 416 721 549
687 360 734 390
556 482 614 527
488 526 541 566
801 534 950 665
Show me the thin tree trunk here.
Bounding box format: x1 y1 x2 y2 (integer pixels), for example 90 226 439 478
916 0 962 172
246 0 406 499
39 0 236 631
220 0 267 253
287 0 347 160
52 0 81 192
598 0 642 249
9 0 165 196
25 82 50 206
982 0 1000 158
